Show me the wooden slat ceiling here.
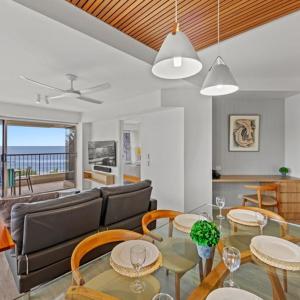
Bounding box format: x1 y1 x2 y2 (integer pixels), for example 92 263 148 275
66 0 300 51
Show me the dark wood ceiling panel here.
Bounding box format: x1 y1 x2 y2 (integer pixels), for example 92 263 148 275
66 0 300 51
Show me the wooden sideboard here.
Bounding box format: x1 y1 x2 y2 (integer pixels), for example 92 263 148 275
213 175 300 222
84 170 115 185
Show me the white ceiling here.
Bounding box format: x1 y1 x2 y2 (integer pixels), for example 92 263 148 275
0 0 188 112
2 0 300 113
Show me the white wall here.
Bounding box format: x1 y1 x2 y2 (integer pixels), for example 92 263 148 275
90 119 121 183
0 102 81 124
285 94 300 177
82 122 92 171
162 88 212 212
213 96 285 175
140 108 184 211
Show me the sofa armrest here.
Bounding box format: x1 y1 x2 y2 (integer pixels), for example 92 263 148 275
149 199 157 211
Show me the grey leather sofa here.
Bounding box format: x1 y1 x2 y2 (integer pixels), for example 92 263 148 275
4 180 157 293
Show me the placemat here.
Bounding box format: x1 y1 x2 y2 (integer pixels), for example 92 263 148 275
250 243 300 271
110 253 162 278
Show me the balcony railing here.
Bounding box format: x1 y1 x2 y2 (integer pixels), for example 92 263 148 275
6 152 76 175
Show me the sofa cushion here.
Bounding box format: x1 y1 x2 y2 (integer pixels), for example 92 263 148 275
11 188 101 254
17 230 97 274
22 198 102 254
0 191 60 228
101 180 152 223
101 180 151 199
102 182 152 226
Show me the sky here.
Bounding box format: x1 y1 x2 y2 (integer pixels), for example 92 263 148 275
0 125 66 146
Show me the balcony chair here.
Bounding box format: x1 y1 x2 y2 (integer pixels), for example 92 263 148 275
142 210 199 300
15 167 33 193
242 184 280 212
7 168 16 195
67 229 160 300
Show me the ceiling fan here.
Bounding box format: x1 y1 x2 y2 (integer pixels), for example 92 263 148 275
20 74 110 104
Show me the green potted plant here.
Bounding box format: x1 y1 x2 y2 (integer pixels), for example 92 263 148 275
279 167 289 177
190 220 220 259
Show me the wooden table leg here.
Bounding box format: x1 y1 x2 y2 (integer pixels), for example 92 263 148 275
204 257 214 277
266 265 286 300
199 257 204 282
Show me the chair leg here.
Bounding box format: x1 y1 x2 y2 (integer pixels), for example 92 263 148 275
283 269 288 293
29 178 33 192
26 179 30 191
242 198 247 206
175 273 181 300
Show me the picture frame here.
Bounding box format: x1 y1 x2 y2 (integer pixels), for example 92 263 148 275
229 114 260 152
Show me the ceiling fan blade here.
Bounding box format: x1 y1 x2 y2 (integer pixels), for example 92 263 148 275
78 96 103 104
20 75 65 92
47 94 66 100
80 82 111 94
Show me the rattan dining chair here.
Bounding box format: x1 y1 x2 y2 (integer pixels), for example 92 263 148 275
242 184 280 212
67 229 160 300
142 210 199 300
225 206 289 292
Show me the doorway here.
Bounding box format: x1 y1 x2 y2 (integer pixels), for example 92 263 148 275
121 120 141 184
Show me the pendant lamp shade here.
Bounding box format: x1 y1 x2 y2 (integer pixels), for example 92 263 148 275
200 56 239 96
152 31 203 79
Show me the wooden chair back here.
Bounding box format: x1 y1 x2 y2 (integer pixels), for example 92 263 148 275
25 167 32 179
142 210 182 241
244 183 279 208
244 184 278 192
71 229 142 286
227 205 288 236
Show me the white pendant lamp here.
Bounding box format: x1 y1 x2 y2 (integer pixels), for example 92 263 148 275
200 0 239 96
152 0 202 79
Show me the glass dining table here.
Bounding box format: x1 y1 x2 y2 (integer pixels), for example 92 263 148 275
16 204 300 300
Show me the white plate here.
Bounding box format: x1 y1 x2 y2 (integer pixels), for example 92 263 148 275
228 209 261 224
251 235 300 263
174 214 207 230
111 240 159 269
207 288 263 300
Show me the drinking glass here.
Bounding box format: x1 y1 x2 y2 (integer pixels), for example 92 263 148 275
152 293 174 300
216 196 225 219
222 246 241 288
130 245 146 293
255 212 268 235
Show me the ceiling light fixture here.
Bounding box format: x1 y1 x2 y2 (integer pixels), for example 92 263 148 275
200 0 239 96
152 0 202 79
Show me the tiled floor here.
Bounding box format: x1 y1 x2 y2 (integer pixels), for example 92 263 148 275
3 181 67 198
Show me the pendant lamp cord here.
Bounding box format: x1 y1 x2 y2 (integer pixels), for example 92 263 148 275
217 0 220 55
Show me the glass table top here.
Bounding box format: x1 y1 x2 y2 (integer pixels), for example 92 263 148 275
16 203 300 300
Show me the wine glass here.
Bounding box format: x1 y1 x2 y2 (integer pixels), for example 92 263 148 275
222 246 241 288
216 196 225 219
256 213 268 235
130 245 146 293
152 293 174 300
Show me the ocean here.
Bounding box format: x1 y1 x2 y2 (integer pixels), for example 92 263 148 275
6 146 65 154
0 146 70 176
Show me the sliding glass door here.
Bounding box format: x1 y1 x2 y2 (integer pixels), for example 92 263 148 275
0 120 7 198
0 120 76 198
